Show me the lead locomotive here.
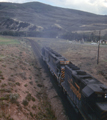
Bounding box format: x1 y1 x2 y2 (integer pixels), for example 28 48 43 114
42 47 107 120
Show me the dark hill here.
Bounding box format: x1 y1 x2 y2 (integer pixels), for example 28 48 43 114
0 2 107 39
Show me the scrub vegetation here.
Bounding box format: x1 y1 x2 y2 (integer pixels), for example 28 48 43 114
0 36 56 120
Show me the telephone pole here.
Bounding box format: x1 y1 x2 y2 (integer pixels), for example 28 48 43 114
97 31 101 64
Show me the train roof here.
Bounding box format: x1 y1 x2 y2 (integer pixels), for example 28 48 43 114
82 84 107 97
65 65 107 95
43 47 67 61
66 65 100 85
67 62 80 70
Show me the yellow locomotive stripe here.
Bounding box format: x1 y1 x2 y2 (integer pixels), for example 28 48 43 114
101 111 106 115
61 69 65 78
61 74 65 78
101 115 107 120
101 111 107 120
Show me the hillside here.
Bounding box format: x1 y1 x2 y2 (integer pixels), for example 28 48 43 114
0 36 68 120
0 2 107 39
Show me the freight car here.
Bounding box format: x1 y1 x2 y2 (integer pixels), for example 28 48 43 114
41 47 107 120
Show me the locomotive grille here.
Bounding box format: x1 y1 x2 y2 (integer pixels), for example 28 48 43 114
101 111 107 120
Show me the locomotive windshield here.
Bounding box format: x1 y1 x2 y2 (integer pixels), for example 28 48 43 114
96 93 107 102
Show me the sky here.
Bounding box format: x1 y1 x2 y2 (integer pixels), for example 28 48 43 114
0 0 107 15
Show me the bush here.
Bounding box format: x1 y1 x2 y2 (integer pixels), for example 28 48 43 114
26 93 32 101
32 97 35 102
16 82 20 86
32 105 36 110
37 84 43 87
1 83 7 87
9 93 19 103
22 100 28 106
24 84 28 87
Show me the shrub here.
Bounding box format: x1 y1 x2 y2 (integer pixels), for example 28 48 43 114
26 93 32 101
9 93 19 103
30 112 33 118
22 100 28 106
37 84 43 87
1 83 7 87
24 84 28 87
32 97 35 102
32 105 36 110
16 82 20 86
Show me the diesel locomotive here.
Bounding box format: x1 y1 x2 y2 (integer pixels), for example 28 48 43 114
41 47 107 120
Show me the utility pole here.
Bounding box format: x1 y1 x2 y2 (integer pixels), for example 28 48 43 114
97 31 101 64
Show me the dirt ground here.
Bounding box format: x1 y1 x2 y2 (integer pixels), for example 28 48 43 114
0 37 60 120
31 37 107 86
1 36 107 120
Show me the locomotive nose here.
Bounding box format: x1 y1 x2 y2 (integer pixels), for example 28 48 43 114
96 102 107 120
101 111 107 120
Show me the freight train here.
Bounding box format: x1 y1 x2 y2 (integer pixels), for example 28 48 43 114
41 47 107 120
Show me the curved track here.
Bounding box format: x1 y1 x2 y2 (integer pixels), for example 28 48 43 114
30 40 83 120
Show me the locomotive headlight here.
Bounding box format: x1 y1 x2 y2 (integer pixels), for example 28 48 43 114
105 94 107 98
105 96 107 98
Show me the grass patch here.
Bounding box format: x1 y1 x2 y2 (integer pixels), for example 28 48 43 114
0 97 9 100
104 59 107 62
0 36 19 45
24 84 28 87
1 83 7 87
0 89 11 92
0 55 6 59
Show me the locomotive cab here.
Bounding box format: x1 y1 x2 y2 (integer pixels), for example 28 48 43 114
82 84 107 120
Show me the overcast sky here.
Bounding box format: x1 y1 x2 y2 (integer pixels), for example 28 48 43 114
0 0 107 15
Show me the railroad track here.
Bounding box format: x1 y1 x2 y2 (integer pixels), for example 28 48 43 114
29 39 83 120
